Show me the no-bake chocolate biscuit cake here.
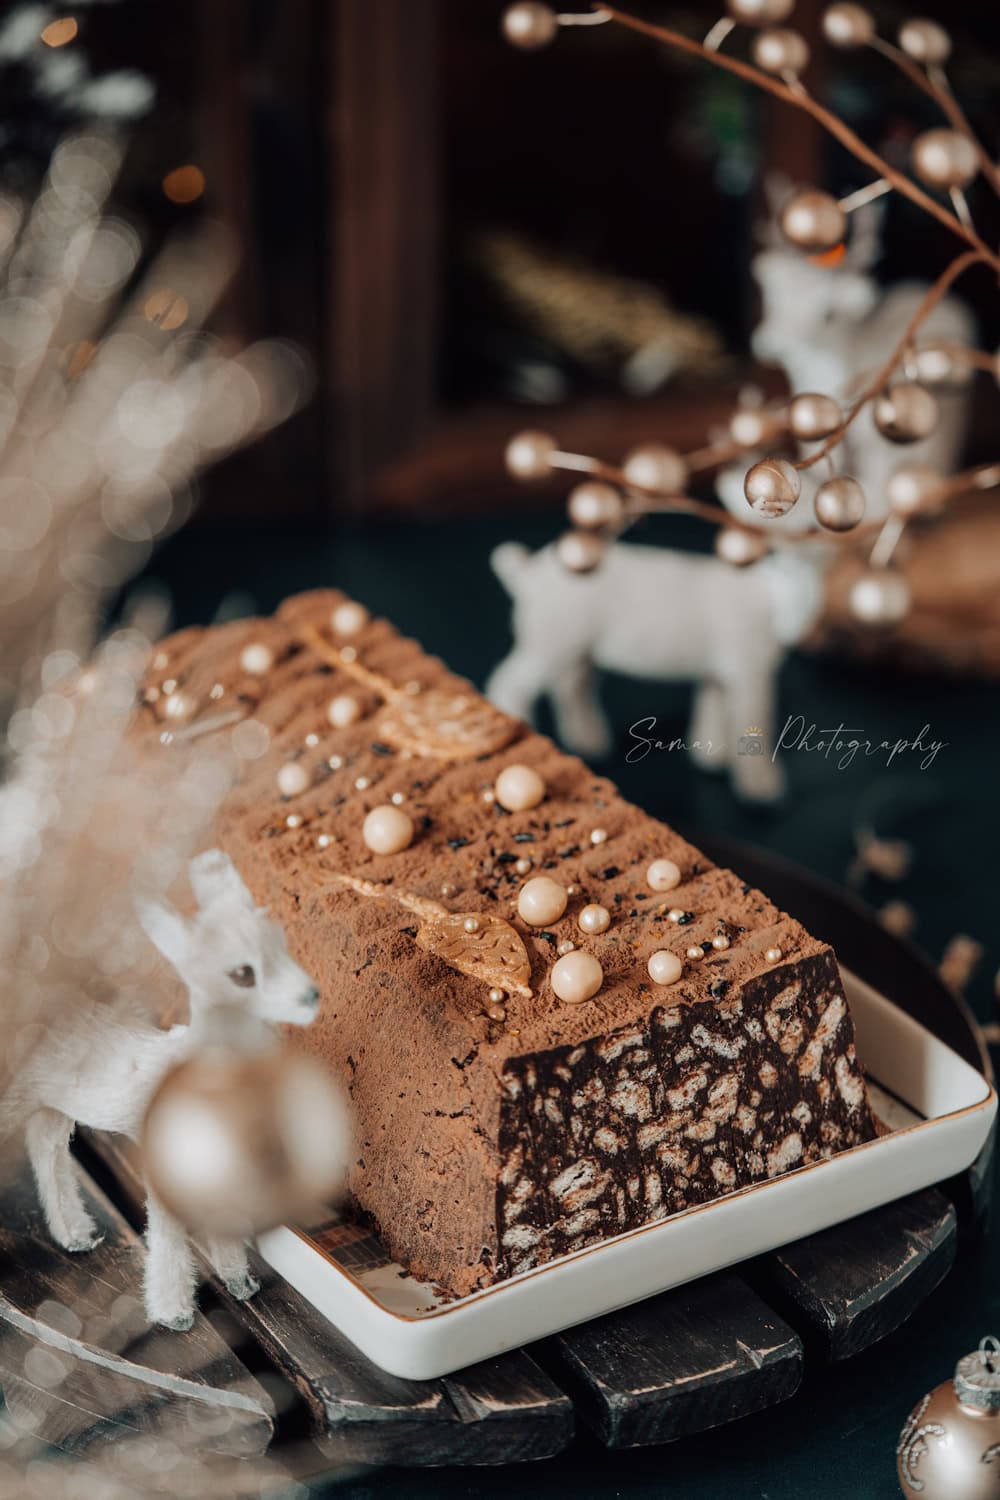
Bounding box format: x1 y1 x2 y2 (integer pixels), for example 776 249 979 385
139 589 878 1298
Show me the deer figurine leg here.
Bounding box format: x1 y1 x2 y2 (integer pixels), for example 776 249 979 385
485 643 549 727
548 657 613 760
689 680 730 770
206 1235 260 1302
724 661 787 803
25 1107 102 1253
144 1184 197 1330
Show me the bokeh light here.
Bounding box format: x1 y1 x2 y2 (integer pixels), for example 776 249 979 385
40 17 79 48
162 165 206 205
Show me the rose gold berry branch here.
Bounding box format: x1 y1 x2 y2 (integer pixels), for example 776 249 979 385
792 247 988 472
593 3 998 476
595 4 1000 271
559 455 1000 550
501 1 998 578
868 37 1000 198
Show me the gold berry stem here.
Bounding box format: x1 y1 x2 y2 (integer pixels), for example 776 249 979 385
790 248 988 473
596 5 1000 271
866 38 1000 200
566 454 1000 551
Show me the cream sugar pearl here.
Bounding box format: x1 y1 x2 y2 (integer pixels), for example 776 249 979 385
277 761 310 798
551 950 603 1005
330 600 369 637
647 950 683 986
578 903 611 935
240 641 274 676
328 693 361 728
647 858 682 893
162 690 196 722
362 804 414 856
517 875 567 927
495 763 546 812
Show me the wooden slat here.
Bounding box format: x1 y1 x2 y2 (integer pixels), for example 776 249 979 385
756 1188 957 1360
956 1116 996 1224
81 1132 574 1467
0 1164 274 1457
545 1272 803 1450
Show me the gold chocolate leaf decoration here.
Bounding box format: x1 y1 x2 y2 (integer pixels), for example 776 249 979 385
298 623 516 760
376 691 515 760
321 872 533 999
413 909 533 998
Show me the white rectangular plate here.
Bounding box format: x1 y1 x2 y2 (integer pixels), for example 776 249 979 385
257 969 996 1380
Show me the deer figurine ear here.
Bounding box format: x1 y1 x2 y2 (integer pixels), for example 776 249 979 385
134 894 192 970
188 849 254 912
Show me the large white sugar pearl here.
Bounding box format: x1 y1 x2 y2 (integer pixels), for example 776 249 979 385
240 642 274 675
517 876 567 927
551 950 603 1004
578 903 611 935
495 763 546 812
331 601 369 636
648 950 683 986
362 804 414 855
277 761 310 798
647 858 682 892
328 694 361 728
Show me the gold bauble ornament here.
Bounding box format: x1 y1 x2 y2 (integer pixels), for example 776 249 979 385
897 1337 1000 1500
556 529 606 573
752 27 810 74
822 3 875 47
898 17 952 65
887 463 945 516
779 189 847 253
744 457 801 516
567 480 624 531
848 567 911 626
714 526 769 566
726 0 795 24
622 442 688 494
873 382 939 443
912 129 978 190
814 475 866 531
501 2 558 50
505 429 557 479
143 1030 349 1237
788 391 842 441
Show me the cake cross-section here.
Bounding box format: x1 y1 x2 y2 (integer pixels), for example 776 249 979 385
137 589 878 1298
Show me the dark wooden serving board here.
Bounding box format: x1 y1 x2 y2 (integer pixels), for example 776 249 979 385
0 1162 274 1459
0 845 992 1471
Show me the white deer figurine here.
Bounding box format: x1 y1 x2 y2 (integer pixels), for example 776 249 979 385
487 539 817 802
9 849 322 1330
487 195 973 801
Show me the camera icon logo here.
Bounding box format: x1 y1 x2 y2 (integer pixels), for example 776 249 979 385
737 724 765 757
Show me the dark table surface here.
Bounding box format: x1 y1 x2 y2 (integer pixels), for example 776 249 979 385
139 510 1000 1500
